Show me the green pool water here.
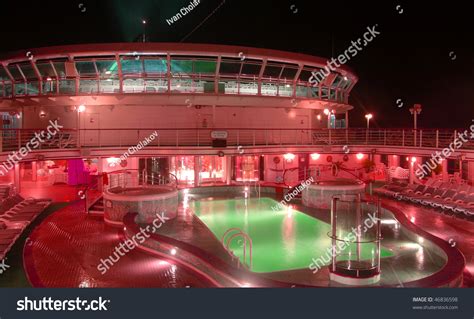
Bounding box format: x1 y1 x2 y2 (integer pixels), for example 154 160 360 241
192 197 393 273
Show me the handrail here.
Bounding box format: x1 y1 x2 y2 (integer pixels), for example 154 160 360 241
221 228 253 269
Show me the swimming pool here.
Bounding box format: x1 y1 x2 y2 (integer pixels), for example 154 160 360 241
192 197 392 273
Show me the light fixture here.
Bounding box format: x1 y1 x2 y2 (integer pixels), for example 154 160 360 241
142 19 147 24
311 153 321 160
365 113 373 120
411 157 417 163
323 109 330 115
285 84 291 88
77 104 86 113
343 76 348 81
356 153 364 160
170 248 177 255
317 114 321 121
283 153 296 162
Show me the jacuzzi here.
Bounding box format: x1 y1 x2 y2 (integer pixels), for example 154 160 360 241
302 179 366 209
103 186 178 226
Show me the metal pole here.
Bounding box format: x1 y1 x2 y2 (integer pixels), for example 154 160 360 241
331 197 338 272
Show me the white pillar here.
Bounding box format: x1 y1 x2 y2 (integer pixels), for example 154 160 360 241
14 163 21 193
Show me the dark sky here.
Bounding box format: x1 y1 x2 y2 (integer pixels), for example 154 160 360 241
0 0 472 129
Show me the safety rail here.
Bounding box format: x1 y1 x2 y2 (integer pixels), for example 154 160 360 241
107 169 178 191
221 228 253 270
0 128 473 152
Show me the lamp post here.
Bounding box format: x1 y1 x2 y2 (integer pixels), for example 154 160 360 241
142 19 147 42
409 104 422 146
365 113 373 144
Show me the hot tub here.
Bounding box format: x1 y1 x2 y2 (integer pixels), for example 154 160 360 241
103 186 178 226
302 179 366 209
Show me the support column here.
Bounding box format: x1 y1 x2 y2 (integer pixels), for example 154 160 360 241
194 156 201 187
14 163 20 193
442 159 448 182
225 156 232 185
97 157 103 192
31 161 37 182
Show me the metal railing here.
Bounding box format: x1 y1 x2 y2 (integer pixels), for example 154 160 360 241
1 127 473 152
221 228 253 270
107 169 177 191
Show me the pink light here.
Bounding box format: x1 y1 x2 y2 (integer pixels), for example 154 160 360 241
283 153 296 161
356 153 364 160
317 114 321 120
411 157 417 163
323 109 330 115
77 104 86 113
311 153 321 160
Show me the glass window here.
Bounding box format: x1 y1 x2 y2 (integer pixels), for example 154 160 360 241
219 59 242 75
96 60 118 77
170 60 193 75
36 62 56 78
280 67 298 80
121 58 143 74
7 65 23 81
144 59 167 74
53 62 67 78
0 66 10 81
18 64 38 80
194 60 216 74
263 64 283 78
298 69 313 82
76 61 97 77
241 61 261 76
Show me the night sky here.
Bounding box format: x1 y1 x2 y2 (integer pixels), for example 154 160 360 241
0 0 472 128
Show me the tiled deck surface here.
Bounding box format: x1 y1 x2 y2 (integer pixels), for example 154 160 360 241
22 201 215 288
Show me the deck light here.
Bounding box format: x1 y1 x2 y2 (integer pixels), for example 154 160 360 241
283 153 296 162
170 248 177 255
323 109 330 115
356 153 364 160
311 153 321 160
317 114 321 120
365 113 373 129
411 157 417 163
77 104 86 113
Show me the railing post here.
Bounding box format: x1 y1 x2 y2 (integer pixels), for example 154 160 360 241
402 130 405 146
436 130 439 148
419 130 423 147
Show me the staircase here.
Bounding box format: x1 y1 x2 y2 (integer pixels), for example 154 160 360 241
88 197 104 216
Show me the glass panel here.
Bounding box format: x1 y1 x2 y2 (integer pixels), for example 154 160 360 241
76 61 97 77
14 82 26 95
298 69 313 82
144 59 167 74
220 79 239 94
42 80 57 94
235 156 260 182
0 65 10 81
5 83 13 96
8 65 23 80
261 82 278 96
241 62 261 76
59 80 76 94
27 81 40 95
144 78 168 93
309 86 319 98
121 59 143 74
332 75 342 88
263 65 283 78
79 80 98 93
99 79 120 93
278 84 293 97
170 78 194 92
96 60 118 77
280 67 298 80
18 64 38 80
36 62 56 78
194 60 216 74
296 85 308 97
123 78 145 93
238 81 258 95
219 60 242 75
53 62 67 78
170 60 193 75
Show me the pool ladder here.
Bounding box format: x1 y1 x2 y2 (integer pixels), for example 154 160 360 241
221 228 253 270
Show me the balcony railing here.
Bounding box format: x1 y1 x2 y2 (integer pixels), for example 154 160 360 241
0 128 473 153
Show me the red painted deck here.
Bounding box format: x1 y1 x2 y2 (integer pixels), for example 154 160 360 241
23 201 215 288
